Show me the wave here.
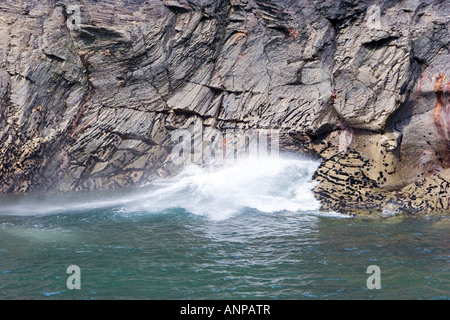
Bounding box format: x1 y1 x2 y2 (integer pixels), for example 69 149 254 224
0 154 329 220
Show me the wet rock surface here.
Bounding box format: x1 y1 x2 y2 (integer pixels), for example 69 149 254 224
0 0 449 215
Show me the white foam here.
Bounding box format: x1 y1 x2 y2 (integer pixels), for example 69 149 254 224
126 155 323 220
0 154 335 221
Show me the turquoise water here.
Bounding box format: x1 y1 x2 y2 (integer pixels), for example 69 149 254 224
0 157 448 300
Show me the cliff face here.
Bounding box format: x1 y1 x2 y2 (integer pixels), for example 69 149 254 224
0 0 449 215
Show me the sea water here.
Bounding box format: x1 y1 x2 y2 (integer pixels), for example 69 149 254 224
0 155 448 299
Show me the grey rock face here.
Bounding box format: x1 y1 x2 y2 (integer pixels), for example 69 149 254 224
0 0 449 215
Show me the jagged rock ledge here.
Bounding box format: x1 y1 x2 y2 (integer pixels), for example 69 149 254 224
0 0 449 216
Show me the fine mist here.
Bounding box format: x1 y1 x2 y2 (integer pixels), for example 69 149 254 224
0 155 324 221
